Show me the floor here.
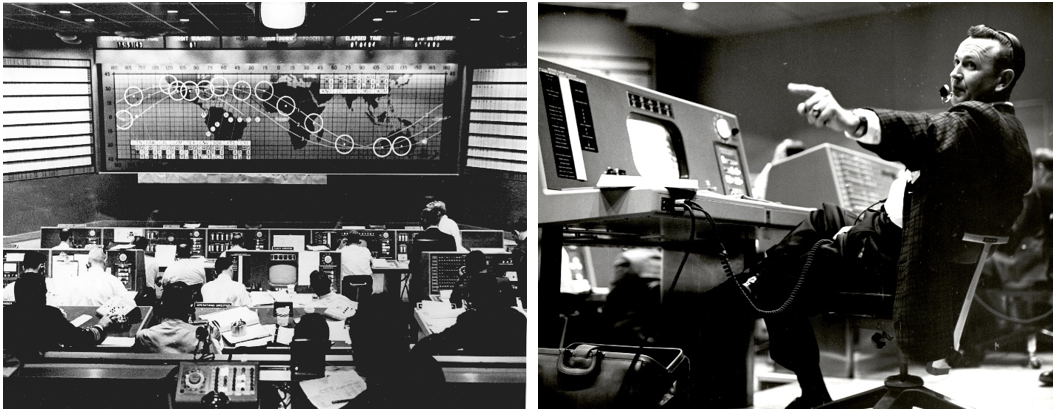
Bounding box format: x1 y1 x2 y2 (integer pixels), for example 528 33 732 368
753 341 1054 409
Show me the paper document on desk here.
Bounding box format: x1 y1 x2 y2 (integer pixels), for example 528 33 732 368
263 324 296 345
300 368 367 409
324 303 357 321
418 301 464 319
249 291 276 306
100 337 136 347
97 295 136 318
69 314 93 327
327 320 351 343
370 258 392 268
199 306 269 344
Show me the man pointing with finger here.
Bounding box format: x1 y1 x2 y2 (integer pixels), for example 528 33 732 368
701 25 1032 408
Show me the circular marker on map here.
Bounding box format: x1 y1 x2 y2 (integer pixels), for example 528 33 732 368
392 136 412 157
232 81 252 101
212 76 229 97
201 112 208 118
223 112 229 118
214 122 221 127
276 96 296 116
253 80 274 101
420 138 429 145
115 109 134 130
334 134 354 155
237 117 243 122
198 80 214 100
305 113 323 134
372 137 394 158
227 117 234 123
210 126 216 132
160 75 179 94
167 81 183 100
255 117 261 122
182 81 199 101
123 86 144 107
206 132 211 137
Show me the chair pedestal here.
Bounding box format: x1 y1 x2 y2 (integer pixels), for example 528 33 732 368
819 370 964 409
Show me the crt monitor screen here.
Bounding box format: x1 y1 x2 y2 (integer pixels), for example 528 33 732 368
625 113 688 180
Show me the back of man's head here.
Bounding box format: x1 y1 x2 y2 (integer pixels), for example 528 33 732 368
293 313 330 342
342 231 361 246
1033 148 1053 172
968 24 1025 89
309 270 332 295
14 273 48 307
231 236 244 248
175 242 193 259
426 200 447 215
421 207 443 227
59 228 71 242
20 251 47 273
214 257 233 275
87 247 106 266
465 250 487 274
157 281 194 320
132 236 149 250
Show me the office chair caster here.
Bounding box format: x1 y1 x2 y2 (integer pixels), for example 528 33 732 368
1029 357 1042 369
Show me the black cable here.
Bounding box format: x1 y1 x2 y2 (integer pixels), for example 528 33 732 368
664 203 696 298
854 198 886 225
684 200 821 316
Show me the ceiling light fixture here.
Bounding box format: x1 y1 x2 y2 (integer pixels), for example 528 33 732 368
259 2 306 30
167 10 178 14
180 18 189 22
84 18 95 22
470 18 480 22
373 18 382 22
497 10 508 14
55 32 81 45
59 10 71 14
385 10 397 14
682 2 700 11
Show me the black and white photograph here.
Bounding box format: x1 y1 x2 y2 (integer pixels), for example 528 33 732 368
538 2 1051 409
3 2 527 408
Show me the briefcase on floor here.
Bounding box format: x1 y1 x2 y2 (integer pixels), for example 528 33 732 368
539 343 690 408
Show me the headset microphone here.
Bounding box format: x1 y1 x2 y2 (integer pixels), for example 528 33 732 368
939 84 952 103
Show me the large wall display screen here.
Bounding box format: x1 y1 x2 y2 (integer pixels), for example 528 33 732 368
97 50 462 174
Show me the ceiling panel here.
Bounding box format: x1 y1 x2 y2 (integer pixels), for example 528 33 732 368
3 2 527 38
543 2 921 37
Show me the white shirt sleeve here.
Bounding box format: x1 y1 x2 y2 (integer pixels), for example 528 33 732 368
844 109 881 145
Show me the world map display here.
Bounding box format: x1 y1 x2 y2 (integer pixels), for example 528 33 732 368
99 62 460 172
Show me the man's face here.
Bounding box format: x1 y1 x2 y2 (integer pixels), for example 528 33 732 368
950 37 1005 104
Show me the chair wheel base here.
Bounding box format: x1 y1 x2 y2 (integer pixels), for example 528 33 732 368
884 374 924 389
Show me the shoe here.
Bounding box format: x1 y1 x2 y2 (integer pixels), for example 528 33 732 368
1041 371 1053 386
786 394 832 409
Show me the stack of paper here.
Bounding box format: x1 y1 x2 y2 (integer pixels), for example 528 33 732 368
96 295 136 318
299 369 367 409
417 301 465 334
324 303 358 321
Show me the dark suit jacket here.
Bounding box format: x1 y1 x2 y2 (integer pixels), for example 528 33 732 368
860 101 1032 362
4 304 104 361
409 227 457 303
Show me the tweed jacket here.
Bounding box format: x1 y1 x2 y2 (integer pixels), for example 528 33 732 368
859 101 1032 362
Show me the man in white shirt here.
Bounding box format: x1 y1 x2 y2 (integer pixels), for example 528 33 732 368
428 200 465 252
221 235 248 258
200 257 252 307
309 270 355 308
338 231 373 277
63 247 128 306
159 243 207 300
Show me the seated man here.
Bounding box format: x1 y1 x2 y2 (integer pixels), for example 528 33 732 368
136 282 208 354
3 252 113 361
701 25 1032 407
308 270 355 309
338 231 373 277
159 243 206 301
63 247 128 306
344 293 446 408
408 206 457 303
411 270 526 356
427 200 465 252
200 257 252 307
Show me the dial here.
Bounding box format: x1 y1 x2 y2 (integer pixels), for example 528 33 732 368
185 370 205 390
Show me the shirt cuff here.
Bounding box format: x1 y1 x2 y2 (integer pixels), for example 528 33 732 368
844 109 881 145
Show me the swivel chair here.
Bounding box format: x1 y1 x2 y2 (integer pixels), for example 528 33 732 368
341 275 375 302
820 233 1007 409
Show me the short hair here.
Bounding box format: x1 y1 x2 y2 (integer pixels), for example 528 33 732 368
14 273 47 306
342 231 361 245
20 251 47 271
59 228 72 242
1033 148 1053 171
426 200 447 215
87 246 106 264
175 242 192 259
293 313 330 342
420 207 444 227
214 257 234 273
230 235 245 247
132 236 149 250
465 250 487 274
157 281 195 320
967 25 1025 88
309 270 332 293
